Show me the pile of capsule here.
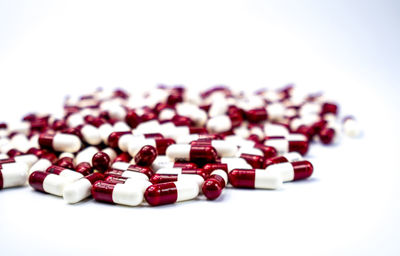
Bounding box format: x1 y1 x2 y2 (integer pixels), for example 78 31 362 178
0 85 361 206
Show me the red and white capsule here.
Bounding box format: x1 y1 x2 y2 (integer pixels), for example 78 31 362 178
29 171 68 196
202 169 228 200
264 134 309 155
151 155 198 171
144 180 199 206
92 180 151 206
127 137 175 157
166 144 218 163
266 160 313 181
109 162 154 180
264 152 303 167
0 162 29 189
38 132 82 153
46 165 84 183
190 140 237 157
229 169 282 189
63 173 104 204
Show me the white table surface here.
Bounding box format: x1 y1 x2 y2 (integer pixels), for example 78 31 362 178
0 1 399 255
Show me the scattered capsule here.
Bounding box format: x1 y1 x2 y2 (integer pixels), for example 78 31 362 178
264 152 302 167
46 165 84 183
63 173 104 204
145 180 199 206
266 160 313 182
264 134 309 155
229 169 282 189
134 145 157 167
0 162 29 189
29 171 68 196
38 132 82 153
92 180 151 206
202 169 228 200
166 144 218 164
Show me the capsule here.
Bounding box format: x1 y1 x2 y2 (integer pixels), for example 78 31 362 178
75 146 99 165
203 163 228 175
28 152 57 175
151 155 197 171
202 169 228 200
128 138 175 157
0 153 38 168
264 152 302 167
206 113 241 134
78 124 102 145
265 160 313 181
190 140 237 157
109 162 154 179
144 180 199 206
38 132 82 153
29 171 68 196
108 131 163 151
63 173 104 204
156 167 206 176
239 153 265 169
150 173 205 191
46 165 84 183
92 151 111 173
0 162 29 189
342 116 361 138
220 157 252 172
75 162 93 176
92 180 151 206
229 169 282 189
318 126 339 145
166 144 218 164
264 134 309 155
55 156 74 169
134 145 157 167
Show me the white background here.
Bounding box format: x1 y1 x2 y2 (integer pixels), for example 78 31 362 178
1 1 400 255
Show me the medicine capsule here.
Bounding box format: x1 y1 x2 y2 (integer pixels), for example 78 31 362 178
145 180 199 206
38 132 82 153
78 124 102 145
0 162 29 189
0 153 38 168
109 162 154 179
28 152 57 175
264 134 309 155
92 152 111 173
190 140 237 157
265 160 313 181
150 173 205 191
229 169 282 189
46 165 84 183
202 169 228 200
166 144 218 164
206 112 242 134
151 155 197 171
63 173 104 204
29 171 68 196
55 156 74 170
342 116 361 138
108 131 163 151
203 163 228 175
134 145 157 167
264 152 302 167
92 180 151 206
75 162 93 176
75 146 99 165
220 157 252 172
156 167 207 178
239 153 266 169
